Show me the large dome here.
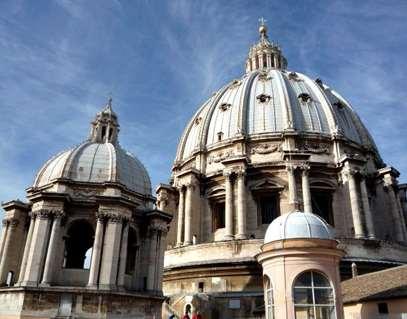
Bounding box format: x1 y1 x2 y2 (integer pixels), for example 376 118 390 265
33 99 151 195
176 68 378 161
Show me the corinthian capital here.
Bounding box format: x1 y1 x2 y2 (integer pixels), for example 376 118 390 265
299 162 310 174
285 163 297 172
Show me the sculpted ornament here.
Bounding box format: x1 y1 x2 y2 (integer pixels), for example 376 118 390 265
297 141 329 154
208 150 235 164
251 143 281 154
150 220 169 233
32 209 63 219
73 188 99 199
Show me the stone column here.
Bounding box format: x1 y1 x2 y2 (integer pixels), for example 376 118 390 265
157 230 167 291
224 171 234 240
21 211 51 286
360 177 375 239
176 187 185 246
259 54 264 69
0 220 9 264
99 215 123 290
147 228 159 291
41 212 63 286
184 184 193 245
87 214 105 287
274 55 278 68
301 164 312 213
385 182 406 242
0 219 15 284
18 215 35 284
117 222 129 288
236 170 247 240
266 54 272 68
286 164 298 210
346 169 364 238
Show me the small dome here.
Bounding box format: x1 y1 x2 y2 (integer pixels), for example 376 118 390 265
33 98 151 196
264 211 334 243
34 142 151 195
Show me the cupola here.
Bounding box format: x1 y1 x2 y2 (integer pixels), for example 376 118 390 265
245 18 287 72
89 97 120 144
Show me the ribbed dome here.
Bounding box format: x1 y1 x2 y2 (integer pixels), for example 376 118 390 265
176 69 378 161
264 211 334 243
34 142 151 195
33 98 151 195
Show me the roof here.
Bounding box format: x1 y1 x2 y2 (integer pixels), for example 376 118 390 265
175 69 379 161
341 264 407 304
33 141 151 195
264 211 334 243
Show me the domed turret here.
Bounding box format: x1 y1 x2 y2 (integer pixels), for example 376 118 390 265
34 98 151 195
264 211 334 243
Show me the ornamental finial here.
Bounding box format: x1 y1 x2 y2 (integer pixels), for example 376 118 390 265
258 17 268 39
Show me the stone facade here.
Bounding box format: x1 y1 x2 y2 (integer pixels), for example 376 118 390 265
0 100 172 319
158 21 407 318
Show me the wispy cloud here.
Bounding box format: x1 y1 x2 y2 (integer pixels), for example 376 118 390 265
0 0 406 216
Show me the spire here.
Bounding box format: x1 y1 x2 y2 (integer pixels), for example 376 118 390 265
89 96 120 144
245 18 287 72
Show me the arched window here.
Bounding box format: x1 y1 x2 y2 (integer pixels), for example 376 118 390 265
264 276 275 319
293 271 335 319
64 220 94 269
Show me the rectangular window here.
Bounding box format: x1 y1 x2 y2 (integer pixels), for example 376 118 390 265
212 202 225 230
258 194 279 224
378 302 389 314
311 191 334 226
198 281 204 292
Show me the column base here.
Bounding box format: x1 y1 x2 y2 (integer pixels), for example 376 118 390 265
183 241 192 246
223 235 234 241
19 280 38 287
39 282 51 287
98 283 118 291
86 284 99 290
235 234 248 240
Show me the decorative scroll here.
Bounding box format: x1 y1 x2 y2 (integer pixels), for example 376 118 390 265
208 150 235 164
250 143 281 155
297 141 329 154
73 188 100 199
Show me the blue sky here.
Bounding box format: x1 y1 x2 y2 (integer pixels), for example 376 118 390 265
1 0 407 207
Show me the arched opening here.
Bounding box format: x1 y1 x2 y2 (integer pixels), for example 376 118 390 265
63 220 94 269
126 227 139 275
263 53 267 68
264 275 275 319
293 271 335 319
